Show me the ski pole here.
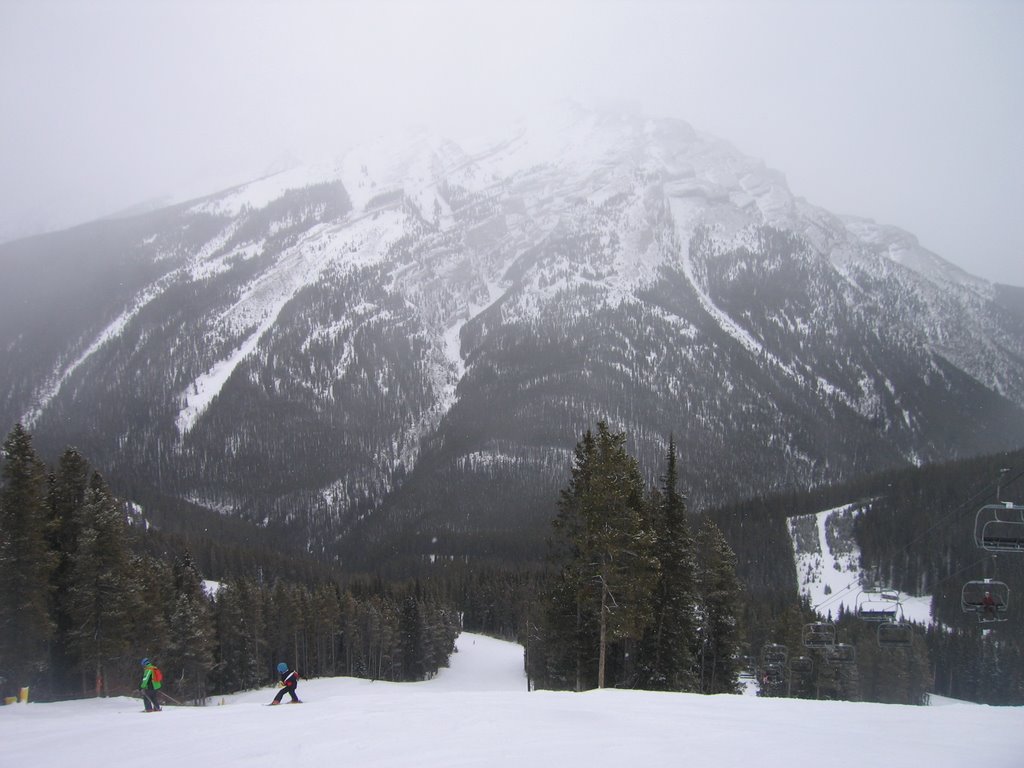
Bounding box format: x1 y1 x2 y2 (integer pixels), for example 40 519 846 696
158 690 184 706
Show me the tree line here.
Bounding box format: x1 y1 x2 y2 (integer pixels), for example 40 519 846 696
4 415 1022 706
0 423 459 704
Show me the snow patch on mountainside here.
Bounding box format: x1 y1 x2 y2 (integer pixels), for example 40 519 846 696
339 131 479 223
842 217 989 295
22 279 171 428
183 221 244 279
457 450 521 471
190 239 265 281
673 209 787 368
191 161 343 218
442 321 466 382
177 213 405 435
23 217 279 428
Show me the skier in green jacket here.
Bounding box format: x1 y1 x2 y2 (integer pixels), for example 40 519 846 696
140 658 162 712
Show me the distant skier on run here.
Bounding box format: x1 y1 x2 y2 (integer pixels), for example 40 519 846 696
140 658 163 712
270 662 301 705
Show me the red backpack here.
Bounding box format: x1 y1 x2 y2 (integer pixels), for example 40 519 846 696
152 667 163 683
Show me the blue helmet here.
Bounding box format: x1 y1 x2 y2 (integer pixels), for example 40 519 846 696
141 658 150 667
277 662 288 673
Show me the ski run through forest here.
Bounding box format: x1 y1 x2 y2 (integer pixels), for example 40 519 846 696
1 632 1020 767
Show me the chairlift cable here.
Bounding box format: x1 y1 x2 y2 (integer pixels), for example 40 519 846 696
803 465 1023 618
811 580 861 613
925 553 994 596
859 465 1023 599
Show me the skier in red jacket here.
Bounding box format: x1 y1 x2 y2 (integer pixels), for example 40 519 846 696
270 662 301 705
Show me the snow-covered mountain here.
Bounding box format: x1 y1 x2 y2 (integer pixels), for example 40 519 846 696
2 104 1023 560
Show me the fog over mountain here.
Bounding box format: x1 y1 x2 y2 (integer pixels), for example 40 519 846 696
2 104 1022 563
2 0 1023 286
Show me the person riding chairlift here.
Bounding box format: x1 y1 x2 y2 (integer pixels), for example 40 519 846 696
981 591 998 619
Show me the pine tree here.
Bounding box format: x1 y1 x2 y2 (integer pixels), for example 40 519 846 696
165 552 215 703
131 554 172 683
424 601 459 677
542 428 598 690
268 582 305 679
47 447 92 694
48 448 90 572
309 584 340 678
339 590 366 677
695 517 743 694
544 422 658 689
636 436 697 691
64 473 139 696
0 424 56 693
212 577 267 693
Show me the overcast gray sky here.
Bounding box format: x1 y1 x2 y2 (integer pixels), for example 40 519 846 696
2 0 1022 285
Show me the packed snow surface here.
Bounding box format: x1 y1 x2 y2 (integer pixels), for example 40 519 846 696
3 633 1020 767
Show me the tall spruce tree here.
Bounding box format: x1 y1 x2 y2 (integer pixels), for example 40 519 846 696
48 448 90 573
131 554 172 683
636 436 697 690
310 583 342 678
211 577 268 693
47 447 92 694
339 590 366 677
64 473 139 696
694 517 743 694
166 552 215 703
399 594 425 681
268 582 305 677
545 422 658 689
542 429 598 690
0 424 55 694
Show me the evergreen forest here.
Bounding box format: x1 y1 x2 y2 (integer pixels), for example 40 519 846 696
0 424 460 704
2 422 1023 706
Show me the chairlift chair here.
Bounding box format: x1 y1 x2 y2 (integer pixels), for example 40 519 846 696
856 590 900 622
961 580 1009 623
738 655 757 678
789 655 814 676
760 643 788 668
825 643 856 665
877 620 913 649
760 663 785 687
802 621 836 649
974 503 1024 552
